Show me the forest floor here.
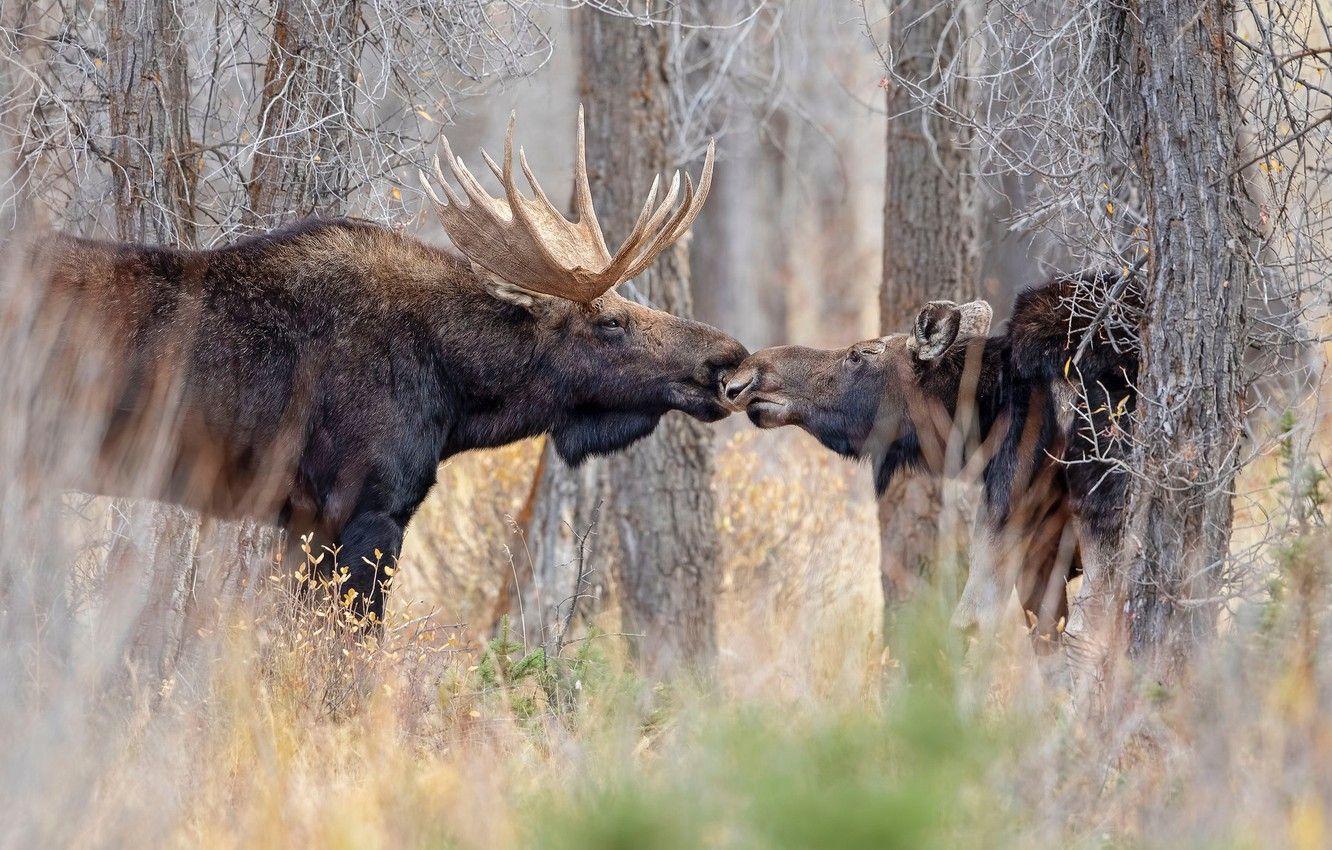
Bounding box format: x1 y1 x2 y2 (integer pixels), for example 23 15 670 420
5 420 1327 850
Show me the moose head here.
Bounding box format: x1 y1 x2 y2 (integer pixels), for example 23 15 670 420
421 110 749 464
721 299 994 481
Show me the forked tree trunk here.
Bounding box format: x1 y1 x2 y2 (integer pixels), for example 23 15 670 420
877 0 978 606
578 6 721 676
247 0 361 225
1107 0 1254 672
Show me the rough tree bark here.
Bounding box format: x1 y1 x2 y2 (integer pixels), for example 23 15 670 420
1108 0 1254 672
578 6 721 676
104 0 201 682
877 0 978 606
106 0 197 244
247 0 361 225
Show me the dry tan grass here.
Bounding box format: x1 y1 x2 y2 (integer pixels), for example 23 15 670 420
5 406 1331 850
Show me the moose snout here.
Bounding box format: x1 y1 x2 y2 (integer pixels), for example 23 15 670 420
723 366 759 407
703 339 749 390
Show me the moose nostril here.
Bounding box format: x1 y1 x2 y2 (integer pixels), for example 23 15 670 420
724 374 755 403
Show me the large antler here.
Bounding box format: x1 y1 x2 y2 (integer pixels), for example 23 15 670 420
420 106 715 304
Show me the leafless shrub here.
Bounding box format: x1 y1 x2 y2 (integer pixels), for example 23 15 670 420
0 0 553 241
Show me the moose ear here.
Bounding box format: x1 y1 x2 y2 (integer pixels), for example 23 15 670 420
909 299 992 361
956 299 993 337
483 277 558 313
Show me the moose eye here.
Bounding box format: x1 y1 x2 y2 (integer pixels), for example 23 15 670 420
596 315 624 332
846 348 863 365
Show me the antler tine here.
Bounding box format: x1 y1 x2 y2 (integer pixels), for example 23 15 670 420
589 174 662 284
452 129 558 239
629 170 682 249
424 111 717 304
623 174 664 253
568 104 613 263
438 135 507 220
615 138 714 282
431 155 504 244
619 176 698 282
429 155 466 210
481 149 504 183
617 140 714 282
495 112 554 244
518 146 566 226
598 170 683 283
685 138 717 227
656 141 715 245
571 104 597 224
431 151 459 203
418 168 444 206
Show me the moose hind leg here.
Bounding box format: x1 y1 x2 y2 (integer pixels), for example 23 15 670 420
1015 497 1079 644
1063 523 1119 695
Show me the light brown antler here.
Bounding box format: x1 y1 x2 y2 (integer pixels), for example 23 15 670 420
420 106 714 304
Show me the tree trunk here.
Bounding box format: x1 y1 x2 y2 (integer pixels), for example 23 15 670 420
877 0 978 606
246 0 361 225
106 0 197 245
105 0 201 684
578 7 720 676
1108 1 1253 672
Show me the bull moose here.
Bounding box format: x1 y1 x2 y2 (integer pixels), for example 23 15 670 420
722 274 1139 644
24 110 747 621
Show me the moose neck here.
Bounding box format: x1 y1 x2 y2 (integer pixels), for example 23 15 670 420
872 336 1012 494
428 294 563 458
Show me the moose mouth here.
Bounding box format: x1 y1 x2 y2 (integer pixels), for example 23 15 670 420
671 380 732 423
743 396 792 428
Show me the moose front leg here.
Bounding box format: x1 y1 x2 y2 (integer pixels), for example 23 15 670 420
335 510 405 625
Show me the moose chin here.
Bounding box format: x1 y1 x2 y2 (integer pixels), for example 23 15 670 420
723 277 1138 648
24 108 747 622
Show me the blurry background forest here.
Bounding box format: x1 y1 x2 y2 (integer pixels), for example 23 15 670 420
2 0 1332 847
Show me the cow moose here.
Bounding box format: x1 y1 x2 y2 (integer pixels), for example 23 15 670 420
23 110 747 622
722 274 1139 646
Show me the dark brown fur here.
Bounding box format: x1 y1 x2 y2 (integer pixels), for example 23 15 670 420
725 273 1139 637
24 218 748 619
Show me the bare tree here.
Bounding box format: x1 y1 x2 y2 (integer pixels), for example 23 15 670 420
106 0 197 244
578 4 720 675
514 0 770 660
1106 1 1255 670
246 0 362 224
1 0 551 241
863 0 1327 673
874 0 979 606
